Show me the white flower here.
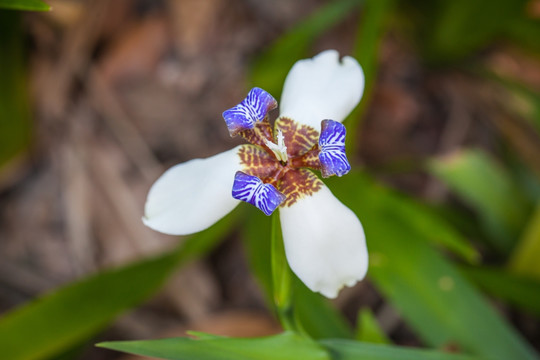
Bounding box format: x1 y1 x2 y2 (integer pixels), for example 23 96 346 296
143 50 368 298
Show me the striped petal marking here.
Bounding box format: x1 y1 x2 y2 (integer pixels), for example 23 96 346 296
318 119 351 178
232 171 286 215
222 87 277 137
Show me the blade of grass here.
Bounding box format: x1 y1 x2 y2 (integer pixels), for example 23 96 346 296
98 331 329 360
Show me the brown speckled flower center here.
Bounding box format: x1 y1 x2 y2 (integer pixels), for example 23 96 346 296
238 117 324 207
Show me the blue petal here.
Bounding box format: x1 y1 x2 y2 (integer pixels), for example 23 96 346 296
232 171 285 215
222 88 277 137
318 119 351 178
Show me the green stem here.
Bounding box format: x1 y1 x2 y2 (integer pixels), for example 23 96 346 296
270 213 296 332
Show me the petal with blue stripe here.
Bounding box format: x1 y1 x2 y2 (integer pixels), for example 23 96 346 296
222 87 277 137
318 119 351 178
232 171 285 215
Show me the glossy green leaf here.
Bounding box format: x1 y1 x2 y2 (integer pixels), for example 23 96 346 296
0 11 32 172
509 202 540 278
327 172 539 360
0 211 238 360
0 0 49 11
250 0 362 97
355 308 390 344
461 266 540 317
98 331 329 360
428 149 531 253
321 339 481 360
242 208 353 339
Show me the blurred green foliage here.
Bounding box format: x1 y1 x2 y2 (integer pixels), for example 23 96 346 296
327 172 538 360
0 0 49 11
429 150 532 253
0 11 32 172
402 0 535 64
0 211 240 360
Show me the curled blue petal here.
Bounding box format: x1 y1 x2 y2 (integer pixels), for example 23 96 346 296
222 87 277 137
232 171 285 215
318 119 351 178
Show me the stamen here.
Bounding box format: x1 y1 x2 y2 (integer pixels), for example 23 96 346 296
232 171 286 215
318 119 351 177
222 88 277 137
264 129 289 163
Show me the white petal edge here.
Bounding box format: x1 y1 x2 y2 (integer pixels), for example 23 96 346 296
143 146 244 235
279 49 364 131
279 184 368 298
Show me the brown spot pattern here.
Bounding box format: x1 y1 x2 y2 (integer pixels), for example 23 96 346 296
238 145 280 180
275 117 319 157
279 169 323 207
239 121 273 148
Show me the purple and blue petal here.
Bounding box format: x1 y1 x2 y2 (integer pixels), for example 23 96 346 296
222 88 277 137
232 171 285 215
318 119 351 178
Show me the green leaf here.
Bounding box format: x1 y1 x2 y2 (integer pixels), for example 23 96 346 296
0 0 49 11
321 339 482 360
242 208 353 339
428 149 531 253
355 308 390 344
0 211 238 360
98 331 329 360
0 11 32 172
250 0 362 97
509 202 540 278
461 266 540 317
327 171 539 360
368 180 479 263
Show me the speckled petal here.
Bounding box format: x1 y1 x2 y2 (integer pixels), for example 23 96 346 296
222 87 277 137
143 146 244 235
279 50 364 131
279 184 368 298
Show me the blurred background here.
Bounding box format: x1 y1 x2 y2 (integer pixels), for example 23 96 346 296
1 0 540 359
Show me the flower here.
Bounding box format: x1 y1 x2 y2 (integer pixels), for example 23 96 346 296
143 50 368 298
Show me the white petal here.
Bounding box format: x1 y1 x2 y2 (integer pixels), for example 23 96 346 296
279 185 368 298
279 49 364 131
143 146 243 235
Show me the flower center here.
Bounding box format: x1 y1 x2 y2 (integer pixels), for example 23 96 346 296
264 129 289 164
